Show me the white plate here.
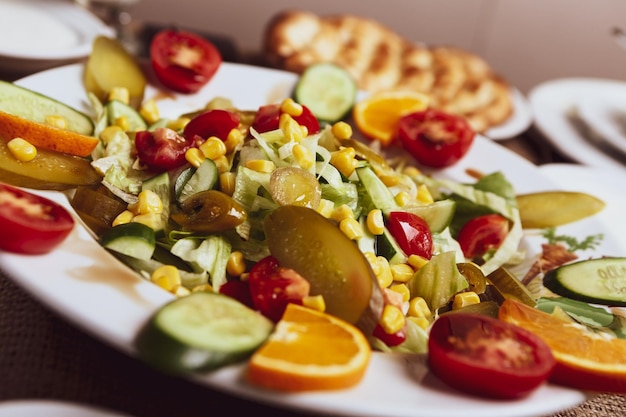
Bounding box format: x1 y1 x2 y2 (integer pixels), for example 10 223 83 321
528 78 626 174
483 87 533 141
577 90 626 157
6 62 625 417
0 400 132 417
0 0 113 74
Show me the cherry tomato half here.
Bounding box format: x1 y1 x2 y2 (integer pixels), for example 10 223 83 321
183 109 240 142
386 211 433 259
150 29 222 94
251 103 320 135
247 256 311 322
457 214 510 259
0 183 74 254
396 109 475 168
428 313 555 399
219 280 254 309
135 127 194 171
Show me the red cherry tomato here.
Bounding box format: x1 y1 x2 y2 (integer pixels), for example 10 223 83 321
396 109 475 168
428 313 555 399
457 214 510 259
182 109 240 142
247 256 311 322
219 280 254 309
0 183 74 254
373 323 407 347
386 211 433 259
251 103 320 135
150 29 222 94
135 127 194 171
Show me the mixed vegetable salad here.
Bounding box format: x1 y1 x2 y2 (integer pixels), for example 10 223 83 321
2 30 626 401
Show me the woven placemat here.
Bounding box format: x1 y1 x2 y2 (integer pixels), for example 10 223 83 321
1 270 624 417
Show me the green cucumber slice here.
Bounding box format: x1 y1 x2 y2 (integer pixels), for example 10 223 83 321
106 99 148 132
175 159 219 203
135 291 274 374
293 63 357 123
0 80 93 135
100 222 156 260
390 199 456 233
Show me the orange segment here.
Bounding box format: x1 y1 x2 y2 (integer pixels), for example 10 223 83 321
499 298 626 393
247 303 371 392
352 90 429 146
0 110 99 157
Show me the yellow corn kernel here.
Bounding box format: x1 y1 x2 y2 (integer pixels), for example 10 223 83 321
279 113 305 142
151 265 181 291
114 115 130 131
299 124 309 138
245 159 275 173
316 198 335 218
407 296 432 318
379 304 406 334
302 294 326 312
133 189 163 214
185 148 205 168
213 155 230 173
366 209 384 235
166 117 190 132
199 136 227 160
330 147 357 178
394 191 412 207
379 174 401 187
331 204 354 222
389 283 411 303
292 143 314 169
172 285 191 297
219 172 237 196
112 210 134 227
452 291 481 310
331 121 352 139
407 254 429 271
224 128 244 153
402 166 422 177
390 263 415 283
192 283 214 293
226 251 247 277
100 125 124 145
139 98 160 124
44 115 67 129
280 98 303 117
339 217 363 240
7 138 37 162
132 212 162 230
375 256 393 288
407 316 431 330
363 251 378 268
108 86 130 104
416 184 434 204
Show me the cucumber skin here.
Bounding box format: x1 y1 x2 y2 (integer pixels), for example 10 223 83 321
543 257 626 307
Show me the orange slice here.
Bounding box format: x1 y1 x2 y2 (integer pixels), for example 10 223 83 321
499 298 626 393
0 110 99 157
247 303 371 391
352 90 429 146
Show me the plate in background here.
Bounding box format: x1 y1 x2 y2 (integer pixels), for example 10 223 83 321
577 90 626 157
484 87 533 141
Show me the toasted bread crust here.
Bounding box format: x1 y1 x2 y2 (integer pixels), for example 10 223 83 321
264 10 513 132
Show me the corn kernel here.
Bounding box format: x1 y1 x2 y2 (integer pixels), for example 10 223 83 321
134 189 163 214
394 191 411 207
375 256 393 288
151 265 181 291
316 199 335 218
407 316 431 330
389 283 411 303
379 304 406 334
226 251 247 277
185 148 205 168
452 291 481 310
279 113 305 142
366 209 384 235
245 159 275 173
172 285 191 297
112 210 134 226
379 174 401 187
192 284 214 293
280 98 303 117
108 86 130 104
390 263 415 283
339 217 363 240
199 136 227 160
213 155 230 173
7 138 37 162
407 297 432 318
302 294 326 312
166 117 190 132
330 147 357 178
331 121 352 139
416 184 434 204
44 115 67 129
139 98 160 124
407 254 429 270
114 115 130 131
363 251 378 270
132 213 162 230
331 204 354 222
402 166 422 177
292 144 314 169
224 128 244 153
219 172 237 195
100 125 124 144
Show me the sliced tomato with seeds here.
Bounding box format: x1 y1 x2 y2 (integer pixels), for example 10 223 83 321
251 103 320 135
0 183 74 254
135 127 194 171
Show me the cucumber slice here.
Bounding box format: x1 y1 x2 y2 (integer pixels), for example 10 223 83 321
293 63 357 123
543 257 626 307
376 227 407 264
100 222 156 260
175 159 219 203
106 99 148 132
390 199 456 233
135 291 274 374
0 80 93 135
